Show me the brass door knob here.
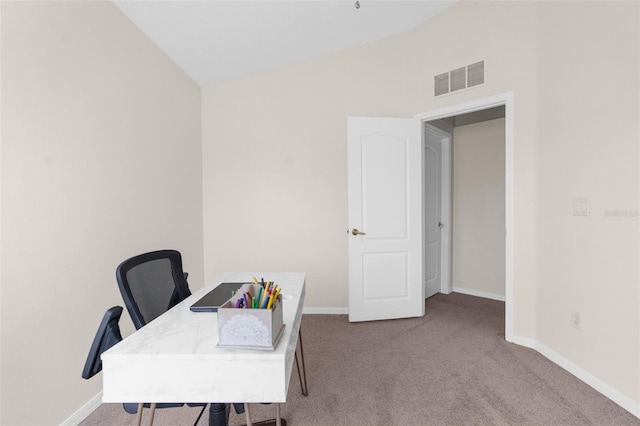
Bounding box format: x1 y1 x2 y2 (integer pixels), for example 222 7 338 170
351 228 366 236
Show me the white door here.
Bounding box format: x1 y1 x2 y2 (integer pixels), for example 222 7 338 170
348 117 423 322
424 125 442 299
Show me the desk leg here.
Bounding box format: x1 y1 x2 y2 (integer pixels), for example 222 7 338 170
240 404 287 426
294 328 309 396
135 403 144 426
244 403 253 426
148 403 157 425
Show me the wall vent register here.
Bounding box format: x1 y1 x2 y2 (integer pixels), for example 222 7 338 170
434 60 485 97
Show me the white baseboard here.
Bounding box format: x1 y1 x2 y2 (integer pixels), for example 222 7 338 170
453 287 506 302
512 335 640 419
61 391 102 426
66 318 639 423
302 307 349 315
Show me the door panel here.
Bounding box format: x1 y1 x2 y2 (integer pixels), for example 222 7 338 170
348 117 423 322
424 135 441 299
362 134 408 239
363 252 408 299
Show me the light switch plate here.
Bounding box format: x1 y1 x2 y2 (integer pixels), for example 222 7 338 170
573 197 590 216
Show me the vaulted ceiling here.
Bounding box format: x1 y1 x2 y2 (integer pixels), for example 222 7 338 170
113 1 456 86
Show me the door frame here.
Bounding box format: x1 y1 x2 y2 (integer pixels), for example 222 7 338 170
423 124 452 296
415 92 515 342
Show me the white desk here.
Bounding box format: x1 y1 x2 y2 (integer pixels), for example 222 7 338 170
102 272 306 404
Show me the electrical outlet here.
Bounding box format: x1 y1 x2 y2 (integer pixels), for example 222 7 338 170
571 311 581 330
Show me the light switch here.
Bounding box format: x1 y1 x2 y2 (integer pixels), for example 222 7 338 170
573 197 590 216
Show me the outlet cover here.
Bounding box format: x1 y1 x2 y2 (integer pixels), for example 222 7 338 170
571 311 581 330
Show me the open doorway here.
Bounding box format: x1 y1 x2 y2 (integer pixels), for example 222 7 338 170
426 106 506 301
415 92 514 341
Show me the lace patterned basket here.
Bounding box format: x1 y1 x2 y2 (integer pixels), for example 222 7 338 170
217 283 285 350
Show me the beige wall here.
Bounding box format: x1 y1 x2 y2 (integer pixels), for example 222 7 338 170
1 0 638 424
202 0 638 413
0 2 203 425
202 1 539 315
536 1 639 404
452 118 505 298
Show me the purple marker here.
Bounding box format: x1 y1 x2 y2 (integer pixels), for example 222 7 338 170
242 293 249 309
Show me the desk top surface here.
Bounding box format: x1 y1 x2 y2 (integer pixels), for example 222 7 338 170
104 272 305 360
102 272 306 403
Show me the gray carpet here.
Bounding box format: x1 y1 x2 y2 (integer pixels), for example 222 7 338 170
81 293 640 425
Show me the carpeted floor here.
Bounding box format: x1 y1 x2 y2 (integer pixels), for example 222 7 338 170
81 293 640 425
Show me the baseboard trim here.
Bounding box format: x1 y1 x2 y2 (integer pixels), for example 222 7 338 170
302 307 349 315
61 391 102 426
512 335 640 419
67 321 639 423
452 287 506 302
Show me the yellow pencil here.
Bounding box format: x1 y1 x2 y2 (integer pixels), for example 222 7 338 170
266 293 275 310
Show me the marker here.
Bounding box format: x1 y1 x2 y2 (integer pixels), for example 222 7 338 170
243 293 250 309
256 287 263 309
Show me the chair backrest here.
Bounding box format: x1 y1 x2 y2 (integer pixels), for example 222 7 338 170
82 306 124 379
116 250 192 329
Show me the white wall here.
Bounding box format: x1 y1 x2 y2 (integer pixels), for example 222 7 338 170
452 118 505 299
0 2 203 425
202 0 638 415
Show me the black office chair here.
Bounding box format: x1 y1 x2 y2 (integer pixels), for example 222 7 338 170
116 250 243 425
116 249 193 329
82 306 124 381
82 306 207 426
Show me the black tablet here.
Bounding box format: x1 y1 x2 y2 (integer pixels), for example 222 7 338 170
189 282 248 312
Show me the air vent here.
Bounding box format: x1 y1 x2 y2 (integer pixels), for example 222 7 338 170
450 67 466 92
434 72 449 96
467 61 485 87
434 60 485 97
